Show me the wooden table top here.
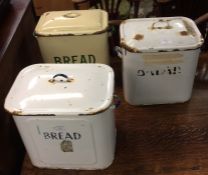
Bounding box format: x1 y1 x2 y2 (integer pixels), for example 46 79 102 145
21 53 208 175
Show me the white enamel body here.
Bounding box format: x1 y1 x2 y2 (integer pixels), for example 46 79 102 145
13 110 115 169
119 17 204 105
35 10 109 64
122 49 200 105
4 64 116 169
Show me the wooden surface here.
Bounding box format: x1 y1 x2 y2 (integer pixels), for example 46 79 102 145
33 0 75 16
0 0 41 174
21 52 208 175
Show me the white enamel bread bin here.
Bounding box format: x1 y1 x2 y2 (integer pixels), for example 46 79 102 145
118 17 204 105
34 10 110 64
4 64 116 169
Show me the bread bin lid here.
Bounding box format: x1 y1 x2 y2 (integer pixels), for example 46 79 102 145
35 9 108 36
4 64 114 116
120 17 204 53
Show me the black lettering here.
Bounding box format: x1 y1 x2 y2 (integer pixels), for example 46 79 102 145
73 133 81 140
137 70 145 76
51 132 58 139
54 57 62 63
150 71 155 76
63 56 71 63
71 56 78 63
43 131 82 140
80 55 87 63
88 55 96 63
65 132 73 140
58 132 63 140
167 66 172 75
43 132 50 139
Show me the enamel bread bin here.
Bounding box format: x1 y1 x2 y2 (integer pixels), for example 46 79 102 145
35 10 110 64
119 17 204 105
4 64 116 169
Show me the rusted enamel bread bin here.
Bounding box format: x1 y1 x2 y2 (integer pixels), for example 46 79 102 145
34 9 109 64
117 17 204 105
4 64 116 169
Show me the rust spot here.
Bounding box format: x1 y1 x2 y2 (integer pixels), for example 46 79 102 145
166 26 172 29
48 78 74 83
12 109 22 116
172 49 180 51
182 20 196 37
120 42 141 53
67 78 74 82
29 114 56 116
35 26 108 37
134 34 144 41
34 32 76 37
81 108 107 116
91 27 108 35
180 31 189 36
9 108 56 116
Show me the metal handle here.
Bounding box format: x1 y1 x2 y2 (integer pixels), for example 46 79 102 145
115 46 123 59
110 95 121 109
151 19 172 29
49 74 73 83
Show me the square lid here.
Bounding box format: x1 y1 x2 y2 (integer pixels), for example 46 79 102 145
120 17 204 53
35 9 108 36
4 64 114 116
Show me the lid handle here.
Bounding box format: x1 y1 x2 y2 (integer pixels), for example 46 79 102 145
151 19 172 30
63 12 80 18
49 74 73 83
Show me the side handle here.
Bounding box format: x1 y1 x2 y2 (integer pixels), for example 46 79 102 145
115 46 123 59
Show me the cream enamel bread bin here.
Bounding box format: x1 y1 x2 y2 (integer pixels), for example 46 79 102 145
118 17 204 105
34 9 110 64
4 64 116 169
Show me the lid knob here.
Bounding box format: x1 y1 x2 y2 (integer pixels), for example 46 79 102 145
63 12 80 18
